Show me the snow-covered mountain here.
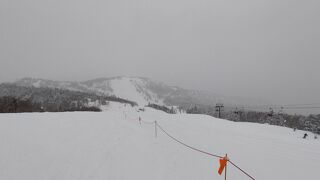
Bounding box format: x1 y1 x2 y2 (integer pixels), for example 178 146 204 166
14 77 164 106
13 77 265 107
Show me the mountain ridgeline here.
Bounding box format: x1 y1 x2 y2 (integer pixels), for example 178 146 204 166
13 77 264 107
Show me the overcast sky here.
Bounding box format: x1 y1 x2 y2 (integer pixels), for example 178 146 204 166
1 0 320 107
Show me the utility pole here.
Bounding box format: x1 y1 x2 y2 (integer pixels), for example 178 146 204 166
215 103 224 118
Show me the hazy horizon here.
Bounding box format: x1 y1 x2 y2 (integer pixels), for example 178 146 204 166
1 0 320 114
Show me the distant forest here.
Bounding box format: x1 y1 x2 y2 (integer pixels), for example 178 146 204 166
185 104 320 134
0 84 137 113
147 103 176 114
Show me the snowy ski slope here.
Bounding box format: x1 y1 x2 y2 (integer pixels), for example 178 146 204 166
0 104 319 180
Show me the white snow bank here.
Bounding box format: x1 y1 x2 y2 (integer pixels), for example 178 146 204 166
0 108 319 180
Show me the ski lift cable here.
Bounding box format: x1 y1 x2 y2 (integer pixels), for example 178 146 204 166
227 105 320 111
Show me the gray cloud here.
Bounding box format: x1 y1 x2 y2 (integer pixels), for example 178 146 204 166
1 0 320 108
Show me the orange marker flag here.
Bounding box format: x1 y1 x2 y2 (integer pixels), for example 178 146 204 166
218 156 228 175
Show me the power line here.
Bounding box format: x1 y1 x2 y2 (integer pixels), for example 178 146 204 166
228 105 320 111
280 106 320 110
278 103 320 107
228 102 320 107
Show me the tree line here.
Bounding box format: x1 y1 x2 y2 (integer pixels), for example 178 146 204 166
0 84 137 113
147 103 176 114
185 104 320 134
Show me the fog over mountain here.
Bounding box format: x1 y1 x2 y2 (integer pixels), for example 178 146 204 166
13 77 266 109
1 0 320 114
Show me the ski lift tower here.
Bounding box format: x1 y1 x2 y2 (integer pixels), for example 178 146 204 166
215 103 224 118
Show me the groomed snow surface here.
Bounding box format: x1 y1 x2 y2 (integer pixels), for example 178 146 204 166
109 77 163 106
0 104 319 180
